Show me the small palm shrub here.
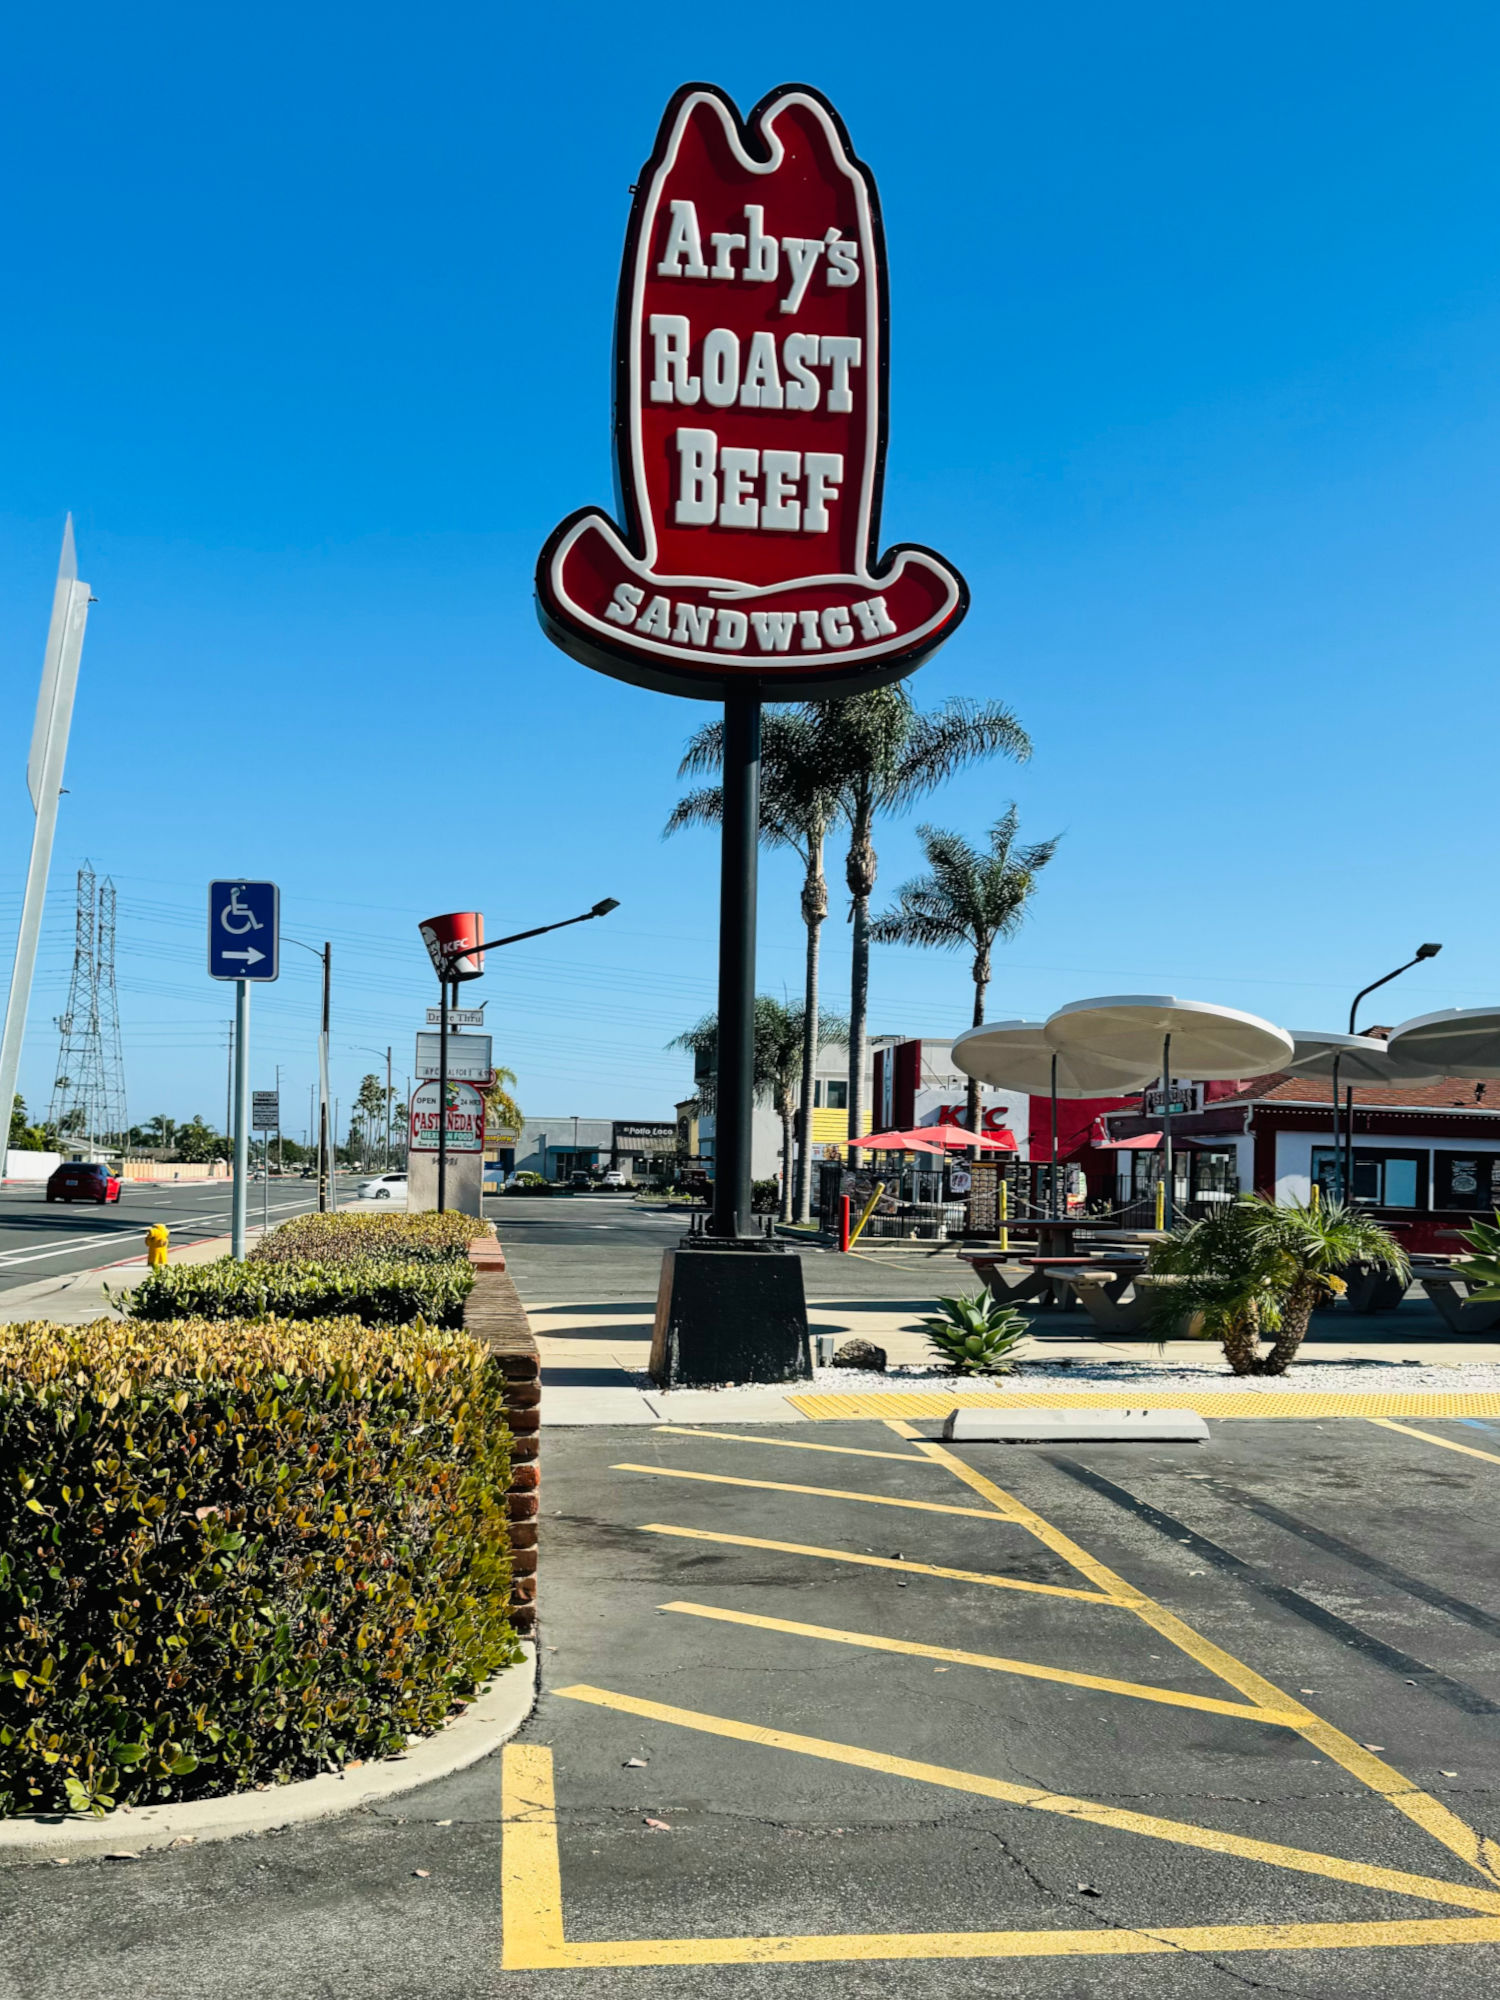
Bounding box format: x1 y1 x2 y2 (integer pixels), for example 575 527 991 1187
919 1292 1029 1374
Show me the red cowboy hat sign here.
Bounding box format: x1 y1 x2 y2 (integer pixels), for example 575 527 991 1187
536 83 968 701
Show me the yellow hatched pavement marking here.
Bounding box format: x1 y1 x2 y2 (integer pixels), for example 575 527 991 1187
793 1388 1500 1421
911 1436 1500 1886
553 1688 1500 1917
501 1746 1500 1969
612 1462 1032 1521
652 1424 927 1463
659 1600 1300 1723
1368 1417 1500 1466
639 1524 1121 1603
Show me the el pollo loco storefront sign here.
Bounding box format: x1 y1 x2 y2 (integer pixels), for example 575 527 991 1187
538 85 967 699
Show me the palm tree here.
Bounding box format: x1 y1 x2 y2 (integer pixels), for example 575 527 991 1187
1149 1196 1408 1375
869 809 1059 1138
667 711 844 1222
484 1066 524 1143
670 999 847 1221
810 688 1031 1143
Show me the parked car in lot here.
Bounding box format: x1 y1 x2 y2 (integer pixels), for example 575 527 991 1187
46 1162 122 1204
356 1172 408 1201
602 1169 626 1188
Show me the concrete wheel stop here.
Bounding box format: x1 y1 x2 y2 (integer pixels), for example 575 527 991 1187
941 1407 1209 1443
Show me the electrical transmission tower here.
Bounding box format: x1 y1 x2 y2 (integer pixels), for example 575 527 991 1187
47 863 127 1150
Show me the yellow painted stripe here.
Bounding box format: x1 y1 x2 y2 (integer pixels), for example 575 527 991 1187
912 1438 1500 1886
501 1744 566 1963
792 1389 1500 1421
659 1601 1299 1723
652 1425 927 1463
514 1916 1500 1970
1367 1417 1500 1466
638 1524 1121 1603
553 1686 1500 1917
612 1463 1031 1521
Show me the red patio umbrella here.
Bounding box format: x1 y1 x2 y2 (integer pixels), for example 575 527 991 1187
847 1129 946 1154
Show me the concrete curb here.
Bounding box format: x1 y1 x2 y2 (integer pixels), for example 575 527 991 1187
0 1643 536 1865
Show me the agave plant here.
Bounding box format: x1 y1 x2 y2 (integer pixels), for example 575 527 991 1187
919 1291 1030 1375
1455 1211 1500 1299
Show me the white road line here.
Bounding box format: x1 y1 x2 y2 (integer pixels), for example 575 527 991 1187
0 1195 315 1270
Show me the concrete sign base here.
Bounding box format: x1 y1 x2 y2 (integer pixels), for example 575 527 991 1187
407 1150 483 1216
649 1240 812 1389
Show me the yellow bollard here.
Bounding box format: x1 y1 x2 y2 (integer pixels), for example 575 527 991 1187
145 1223 170 1268
999 1177 1009 1254
1154 1179 1165 1231
846 1181 886 1251
1310 1180 1320 1214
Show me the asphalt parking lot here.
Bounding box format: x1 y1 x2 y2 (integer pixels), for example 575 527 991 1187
7 1411 1498 1999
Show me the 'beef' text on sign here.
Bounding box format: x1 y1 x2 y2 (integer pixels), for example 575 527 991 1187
536 84 968 700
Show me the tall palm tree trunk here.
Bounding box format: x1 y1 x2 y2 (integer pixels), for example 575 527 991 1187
1262 1279 1320 1375
780 1098 795 1222
846 811 876 1145
965 950 990 1145
794 836 826 1223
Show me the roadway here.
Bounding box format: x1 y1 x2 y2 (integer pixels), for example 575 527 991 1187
0 1176 329 1296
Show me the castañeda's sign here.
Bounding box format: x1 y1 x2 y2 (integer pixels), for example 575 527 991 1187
536 84 968 700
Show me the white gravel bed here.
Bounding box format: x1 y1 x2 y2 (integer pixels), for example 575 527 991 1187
639 1360 1500 1398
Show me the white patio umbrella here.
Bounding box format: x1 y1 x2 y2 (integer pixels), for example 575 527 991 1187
1386 1007 1500 1079
1045 997 1294 1223
952 1020 1157 1216
1282 1031 1400 1202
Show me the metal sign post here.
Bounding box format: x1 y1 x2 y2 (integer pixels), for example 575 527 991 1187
252 1090 278 1240
208 880 279 1259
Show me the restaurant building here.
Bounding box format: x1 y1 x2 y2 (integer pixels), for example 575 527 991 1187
1091 1046 1500 1250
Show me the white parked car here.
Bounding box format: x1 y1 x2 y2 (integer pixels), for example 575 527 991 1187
602 1169 626 1188
357 1172 408 1201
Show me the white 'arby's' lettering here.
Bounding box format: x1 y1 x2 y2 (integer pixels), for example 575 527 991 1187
673 429 844 533
599 586 902 652
655 202 861 307
650 323 862 412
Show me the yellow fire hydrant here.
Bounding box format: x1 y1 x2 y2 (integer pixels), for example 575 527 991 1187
145 1223 170 1268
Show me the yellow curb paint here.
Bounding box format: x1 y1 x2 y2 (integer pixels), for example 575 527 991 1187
658 1601 1300 1723
552 1686 1500 1918
910 1438 1500 1887
651 1425 928 1463
611 1463 1033 1521
790 1389 1500 1421
500 1744 566 1964
637 1524 1121 1602
1367 1417 1500 1467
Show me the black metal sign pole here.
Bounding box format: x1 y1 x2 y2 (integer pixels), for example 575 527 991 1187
437 969 449 1212
710 690 760 1239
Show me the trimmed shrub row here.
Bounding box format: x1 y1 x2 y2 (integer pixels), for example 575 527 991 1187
0 1314 517 1816
125 1255 475 1328
250 1210 491 1267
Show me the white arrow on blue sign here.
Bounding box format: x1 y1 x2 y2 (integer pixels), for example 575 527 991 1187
208 880 280 981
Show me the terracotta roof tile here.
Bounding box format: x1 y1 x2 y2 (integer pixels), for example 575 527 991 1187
1212 1071 1495 1111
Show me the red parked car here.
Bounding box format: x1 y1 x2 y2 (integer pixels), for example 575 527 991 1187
45 1162 122 1204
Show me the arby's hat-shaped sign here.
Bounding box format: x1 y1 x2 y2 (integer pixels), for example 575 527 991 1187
536 83 969 701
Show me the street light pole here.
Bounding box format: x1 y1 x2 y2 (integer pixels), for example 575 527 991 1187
1342 943 1442 1205
286 936 333 1211
712 690 760 1239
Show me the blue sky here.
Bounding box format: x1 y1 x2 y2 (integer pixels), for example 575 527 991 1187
3 4 1497 1137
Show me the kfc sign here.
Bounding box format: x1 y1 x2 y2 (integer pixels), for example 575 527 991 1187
537 84 968 700
419 911 485 981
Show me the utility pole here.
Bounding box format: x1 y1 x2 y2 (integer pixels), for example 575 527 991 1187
0 519 91 1161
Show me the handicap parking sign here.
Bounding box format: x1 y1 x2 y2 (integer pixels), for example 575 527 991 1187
208 879 280 981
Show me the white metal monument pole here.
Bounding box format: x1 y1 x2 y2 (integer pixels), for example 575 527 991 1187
0 518 92 1154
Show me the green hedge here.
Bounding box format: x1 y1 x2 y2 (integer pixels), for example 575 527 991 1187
250 1211 491 1267
125 1255 475 1328
0 1315 517 1816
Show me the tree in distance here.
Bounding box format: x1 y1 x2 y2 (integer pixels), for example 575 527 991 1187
870 807 1059 1140
671 999 847 1222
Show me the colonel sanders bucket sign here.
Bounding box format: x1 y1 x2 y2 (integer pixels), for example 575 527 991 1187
536 83 968 700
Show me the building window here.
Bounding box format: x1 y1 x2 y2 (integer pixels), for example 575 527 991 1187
1311 1148 1426 1209
822 1079 848 1111
1433 1151 1500 1210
